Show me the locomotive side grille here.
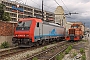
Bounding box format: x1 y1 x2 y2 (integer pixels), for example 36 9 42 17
69 29 75 34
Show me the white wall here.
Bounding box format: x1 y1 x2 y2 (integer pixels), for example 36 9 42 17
0 36 13 46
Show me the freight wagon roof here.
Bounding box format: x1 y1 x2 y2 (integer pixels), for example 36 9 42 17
19 18 42 22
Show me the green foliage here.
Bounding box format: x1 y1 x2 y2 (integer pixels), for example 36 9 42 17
8 49 10 53
65 45 72 54
2 12 11 21
0 3 5 10
56 55 61 60
73 53 77 57
32 57 38 60
0 3 11 21
60 53 64 59
0 3 5 20
52 41 56 44
0 41 9 49
44 46 47 49
80 48 86 60
51 49 54 52
26 54 30 58
65 49 69 54
82 40 87 42
80 48 85 54
13 50 17 52
81 54 86 60
56 53 64 60
42 46 47 50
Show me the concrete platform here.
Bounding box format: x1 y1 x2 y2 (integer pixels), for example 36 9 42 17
0 47 18 52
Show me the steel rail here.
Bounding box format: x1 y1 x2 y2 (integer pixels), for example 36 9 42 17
25 41 70 60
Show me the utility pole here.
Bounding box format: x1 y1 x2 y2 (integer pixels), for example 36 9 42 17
84 23 85 34
42 0 44 37
42 0 44 21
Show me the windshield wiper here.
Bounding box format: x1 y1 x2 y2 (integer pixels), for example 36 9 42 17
22 22 25 27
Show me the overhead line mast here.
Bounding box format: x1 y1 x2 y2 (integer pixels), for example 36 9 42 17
42 0 44 21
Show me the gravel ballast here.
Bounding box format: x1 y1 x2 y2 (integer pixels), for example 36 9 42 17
1 44 57 60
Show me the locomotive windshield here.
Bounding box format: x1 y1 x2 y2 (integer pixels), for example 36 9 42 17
71 26 78 28
16 20 32 30
71 24 79 28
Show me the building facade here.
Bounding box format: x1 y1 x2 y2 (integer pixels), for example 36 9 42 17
54 6 66 27
66 22 85 32
0 0 55 22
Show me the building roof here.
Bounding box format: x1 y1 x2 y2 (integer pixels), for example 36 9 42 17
19 18 42 22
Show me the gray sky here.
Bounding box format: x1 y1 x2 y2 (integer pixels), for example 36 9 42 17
11 0 90 22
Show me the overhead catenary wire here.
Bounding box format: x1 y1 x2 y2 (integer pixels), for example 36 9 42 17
31 0 40 8
54 0 60 6
60 0 78 15
60 0 70 13
31 0 55 10
54 0 78 19
54 0 69 16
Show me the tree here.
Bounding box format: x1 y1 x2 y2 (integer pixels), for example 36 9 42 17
0 3 11 21
0 3 5 9
0 9 4 20
2 12 11 21
0 4 5 20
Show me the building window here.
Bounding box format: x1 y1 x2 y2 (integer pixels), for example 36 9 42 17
63 16 65 19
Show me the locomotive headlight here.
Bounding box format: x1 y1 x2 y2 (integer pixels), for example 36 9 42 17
15 35 18 36
25 34 29 37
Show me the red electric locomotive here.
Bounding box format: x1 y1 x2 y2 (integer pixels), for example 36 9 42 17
12 18 65 47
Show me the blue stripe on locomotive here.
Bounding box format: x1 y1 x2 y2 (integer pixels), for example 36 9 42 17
34 29 64 40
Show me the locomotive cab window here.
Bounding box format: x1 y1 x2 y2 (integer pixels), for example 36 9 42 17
17 20 32 27
37 22 39 27
16 20 32 30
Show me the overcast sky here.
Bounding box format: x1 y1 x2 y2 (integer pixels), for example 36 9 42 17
11 0 90 25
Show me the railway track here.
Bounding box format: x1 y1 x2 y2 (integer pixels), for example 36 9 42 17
23 41 72 60
0 41 64 59
0 47 31 59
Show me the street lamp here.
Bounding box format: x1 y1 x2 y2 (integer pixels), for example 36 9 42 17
17 4 19 21
15 0 26 21
19 0 27 18
20 1 24 18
